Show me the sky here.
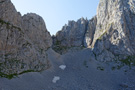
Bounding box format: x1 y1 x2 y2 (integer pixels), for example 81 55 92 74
11 0 99 35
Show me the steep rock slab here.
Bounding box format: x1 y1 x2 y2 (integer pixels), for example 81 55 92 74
0 0 52 76
92 0 135 61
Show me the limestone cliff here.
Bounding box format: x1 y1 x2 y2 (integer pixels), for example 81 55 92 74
93 0 135 61
1 0 135 78
53 18 88 47
53 0 135 62
84 16 97 47
0 0 52 76
52 18 88 53
52 17 97 53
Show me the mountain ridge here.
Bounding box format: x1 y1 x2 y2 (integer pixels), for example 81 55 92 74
53 0 135 62
0 0 135 90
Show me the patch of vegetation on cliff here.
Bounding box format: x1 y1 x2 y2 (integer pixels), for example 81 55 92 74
53 45 85 55
0 58 40 79
0 19 22 31
0 72 17 79
0 57 25 79
111 55 135 70
97 23 113 40
120 56 135 66
52 40 69 54
0 59 19 79
97 30 107 40
55 40 61 46
0 70 35 79
53 45 69 54
0 52 49 79
53 39 86 54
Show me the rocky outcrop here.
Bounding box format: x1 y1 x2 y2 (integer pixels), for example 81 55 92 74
92 0 135 61
52 17 97 53
0 0 22 27
53 0 135 62
84 16 97 47
0 0 52 75
22 13 52 50
52 18 88 53
53 18 88 47
1 0 135 77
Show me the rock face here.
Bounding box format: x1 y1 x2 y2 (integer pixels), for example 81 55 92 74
53 0 135 62
53 18 88 47
52 18 88 53
84 16 97 47
0 0 52 75
22 13 52 50
52 17 97 53
1 0 135 76
92 0 135 61
0 0 22 27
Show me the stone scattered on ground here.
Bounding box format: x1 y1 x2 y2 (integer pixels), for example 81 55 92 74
59 65 66 70
52 76 60 83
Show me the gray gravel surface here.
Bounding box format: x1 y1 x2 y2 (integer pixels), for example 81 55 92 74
0 48 135 90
